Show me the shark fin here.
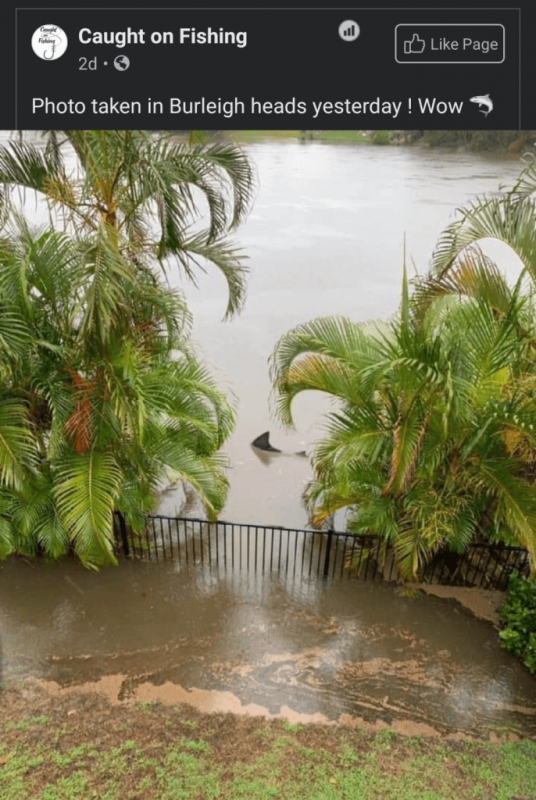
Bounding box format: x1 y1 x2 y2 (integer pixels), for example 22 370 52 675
252 432 281 452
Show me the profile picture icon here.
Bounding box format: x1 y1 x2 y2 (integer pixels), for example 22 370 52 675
32 25 68 60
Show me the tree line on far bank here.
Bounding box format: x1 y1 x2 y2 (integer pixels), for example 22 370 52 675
418 130 536 152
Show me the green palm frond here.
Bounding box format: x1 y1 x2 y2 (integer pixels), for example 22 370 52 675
0 515 14 559
34 505 70 558
0 304 31 357
455 302 520 394
384 409 431 496
271 316 383 425
346 492 399 542
430 196 536 283
0 487 15 559
162 358 236 447
474 460 536 568
78 231 135 341
148 429 228 518
0 140 65 196
413 247 516 319
392 524 440 580
160 231 249 319
272 316 379 376
160 141 254 236
509 160 536 200
0 400 35 490
9 469 69 558
315 405 391 470
54 451 122 569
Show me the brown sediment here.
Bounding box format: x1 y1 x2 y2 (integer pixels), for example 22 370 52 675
35 676 332 725
275 706 331 725
388 627 429 649
29 675 459 743
38 674 127 706
445 731 478 742
391 719 441 737
131 680 335 726
46 636 214 664
31 676 428 735
134 682 273 718
26 676 531 740
265 648 326 669
410 585 506 627
337 713 389 732
206 648 331 684
32 676 432 735
335 654 459 690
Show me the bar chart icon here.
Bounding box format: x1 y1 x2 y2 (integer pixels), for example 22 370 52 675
338 20 360 41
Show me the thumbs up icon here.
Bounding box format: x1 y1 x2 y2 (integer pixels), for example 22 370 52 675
404 34 426 54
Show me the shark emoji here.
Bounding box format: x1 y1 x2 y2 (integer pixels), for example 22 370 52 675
469 94 493 118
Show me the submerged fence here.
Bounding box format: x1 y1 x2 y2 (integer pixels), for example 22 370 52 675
113 513 530 591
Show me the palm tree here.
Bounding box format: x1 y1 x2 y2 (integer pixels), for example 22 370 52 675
0 221 235 569
0 130 253 569
414 161 536 318
271 272 536 580
0 130 254 319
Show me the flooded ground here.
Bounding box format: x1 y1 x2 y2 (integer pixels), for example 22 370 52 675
1 556 535 738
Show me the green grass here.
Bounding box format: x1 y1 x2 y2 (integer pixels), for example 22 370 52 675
5 716 49 732
178 718 198 729
317 130 370 142
229 130 371 144
1 714 536 800
229 130 302 141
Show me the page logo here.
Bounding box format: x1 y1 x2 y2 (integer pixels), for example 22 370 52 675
31 25 68 60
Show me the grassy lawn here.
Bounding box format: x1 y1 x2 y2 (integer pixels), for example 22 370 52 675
229 131 370 143
317 131 370 143
1 683 535 799
229 131 303 141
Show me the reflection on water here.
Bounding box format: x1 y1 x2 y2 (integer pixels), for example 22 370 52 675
1 556 535 736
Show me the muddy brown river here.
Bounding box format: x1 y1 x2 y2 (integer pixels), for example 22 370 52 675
1 137 535 737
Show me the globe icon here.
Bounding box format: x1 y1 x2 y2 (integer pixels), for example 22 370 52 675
114 56 130 71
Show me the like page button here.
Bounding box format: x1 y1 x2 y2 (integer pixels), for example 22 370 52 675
395 24 505 64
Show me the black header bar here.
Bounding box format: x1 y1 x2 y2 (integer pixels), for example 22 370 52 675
13 8 524 129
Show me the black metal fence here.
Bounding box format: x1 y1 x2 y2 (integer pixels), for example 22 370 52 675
113 513 530 591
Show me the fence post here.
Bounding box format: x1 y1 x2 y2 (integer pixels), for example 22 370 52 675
323 530 334 578
117 511 130 557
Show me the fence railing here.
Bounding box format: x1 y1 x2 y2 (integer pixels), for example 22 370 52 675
113 513 530 591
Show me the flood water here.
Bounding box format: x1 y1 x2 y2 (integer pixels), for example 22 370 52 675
176 141 525 527
1 554 536 737
1 137 535 737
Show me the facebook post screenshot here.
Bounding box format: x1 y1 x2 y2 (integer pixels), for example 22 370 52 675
2 1 536 794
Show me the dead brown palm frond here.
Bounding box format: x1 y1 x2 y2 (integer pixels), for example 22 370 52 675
64 371 95 455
